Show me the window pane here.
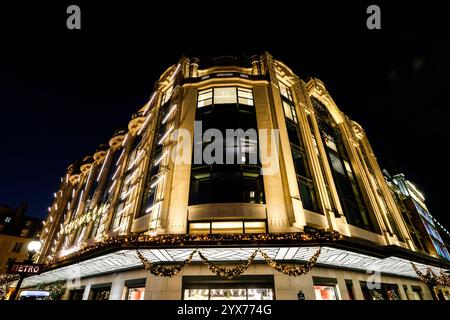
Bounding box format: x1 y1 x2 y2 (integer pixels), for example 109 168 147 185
247 288 273 300
282 100 293 120
238 97 254 106
184 289 209 300
244 221 266 233
214 87 237 104
127 287 145 300
197 99 212 108
189 222 210 234
314 285 338 300
211 221 243 234
210 289 247 300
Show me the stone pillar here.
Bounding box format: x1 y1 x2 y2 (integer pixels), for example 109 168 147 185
109 279 125 300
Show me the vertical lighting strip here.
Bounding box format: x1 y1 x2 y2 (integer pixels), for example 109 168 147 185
97 150 111 182
143 92 157 116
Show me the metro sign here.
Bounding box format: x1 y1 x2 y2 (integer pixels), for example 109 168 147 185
7 262 43 275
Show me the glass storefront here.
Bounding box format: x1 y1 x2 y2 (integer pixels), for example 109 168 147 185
184 288 273 300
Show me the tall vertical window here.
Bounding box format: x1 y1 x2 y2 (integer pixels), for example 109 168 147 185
190 86 264 206
311 97 375 231
279 81 319 213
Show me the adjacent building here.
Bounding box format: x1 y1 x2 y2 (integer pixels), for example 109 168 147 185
0 203 42 274
22 53 450 300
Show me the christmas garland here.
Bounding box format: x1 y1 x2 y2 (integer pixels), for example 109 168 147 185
411 262 450 286
137 249 197 277
137 248 322 279
198 250 259 280
259 247 321 276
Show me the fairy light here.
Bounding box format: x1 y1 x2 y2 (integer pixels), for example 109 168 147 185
145 201 161 213
170 64 181 81
53 193 57 198
124 169 140 186
112 165 121 180
154 149 169 166
97 150 111 182
76 190 84 212
50 216 54 222
127 150 144 170
67 202 71 210
158 125 174 145
116 149 125 165
143 92 157 115
138 113 153 136
108 180 117 194
161 104 177 124
84 167 94 191
150 174 165 189
121 184 137 200
122 134 129 147
48 207 51 212
55 203 58 210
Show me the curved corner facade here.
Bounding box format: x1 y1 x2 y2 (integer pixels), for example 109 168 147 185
30 53 450 301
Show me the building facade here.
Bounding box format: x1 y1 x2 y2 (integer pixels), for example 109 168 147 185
0 203 42 274
23 53 450 300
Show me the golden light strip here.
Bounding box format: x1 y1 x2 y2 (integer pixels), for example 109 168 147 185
154 149 169 166
138 113 153 135
127 150 144 170
97 150 111 182
161 104 177 124
150 174 165 189
116 149 125 165
143 92 157 115
157 125 173 145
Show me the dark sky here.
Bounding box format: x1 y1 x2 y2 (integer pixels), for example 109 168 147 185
1 2 449 231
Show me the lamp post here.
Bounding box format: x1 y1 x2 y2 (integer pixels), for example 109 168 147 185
9 240 42 300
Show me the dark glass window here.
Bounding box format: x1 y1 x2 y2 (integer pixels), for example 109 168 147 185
280 83 319 213
311 97 375 231
189 87 264 205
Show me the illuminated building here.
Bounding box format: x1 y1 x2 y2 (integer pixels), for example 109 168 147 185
23 53 450 300
0 203 41 275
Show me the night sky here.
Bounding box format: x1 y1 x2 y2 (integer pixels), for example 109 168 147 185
1 2 448 230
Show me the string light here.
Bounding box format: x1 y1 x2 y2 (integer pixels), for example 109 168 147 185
97 150 111 182
112 165 121 180
158 126 173 145
127 150 144 170
138 113 153 135
170 64 181 81
150 174 165 189
162 105 177 124
154 150 169 166
116 149 125 166
121 134 129 147
108 180 117 194
143 92 157 115
44 231 342 267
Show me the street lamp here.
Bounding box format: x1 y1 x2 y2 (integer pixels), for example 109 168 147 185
9 240 42 300
27 240 42 260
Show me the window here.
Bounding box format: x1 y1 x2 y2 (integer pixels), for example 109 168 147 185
411 287 423 300
313 97 374 231
314 285 338 300
360 282 401 300
214 87 237 104
313 277 339 300
189 220 267 235
90 285 111 300
126 287 145 300
4 216 12 223
197 87 254 108
69 289 84 300
20 229 29 237
12 242 23 253
183 276 274 300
